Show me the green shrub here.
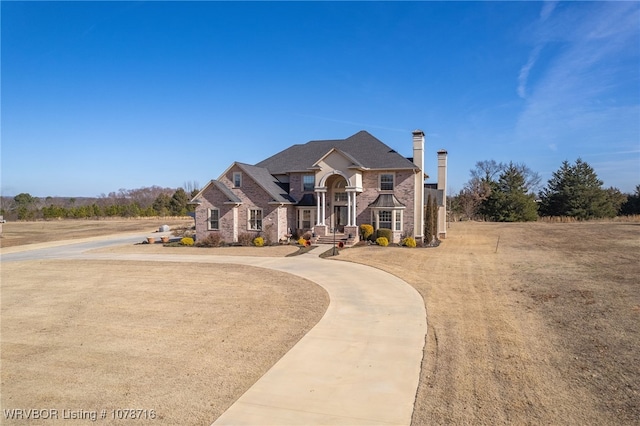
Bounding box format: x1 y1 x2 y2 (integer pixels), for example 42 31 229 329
376 237 389 247
302 231 313 240
180 237 194 246
376 228 393 242
360 224 374 240
253 236 264 247
196 233 224 247
402 237 417 248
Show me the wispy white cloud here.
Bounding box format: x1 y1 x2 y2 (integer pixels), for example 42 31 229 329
517 1 558 99
517 45 542 99
515 2 640 146
512 2 640 191
539 0 558 22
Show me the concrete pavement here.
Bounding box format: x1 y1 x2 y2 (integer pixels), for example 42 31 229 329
2 239 427 425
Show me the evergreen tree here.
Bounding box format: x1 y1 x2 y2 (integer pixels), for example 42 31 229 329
481 163 538 222
169 188 189 216
539 159 614 219
424 194 434 243
620 185 640 215
431 192 439 239
153 193 172 216
14 193 37 220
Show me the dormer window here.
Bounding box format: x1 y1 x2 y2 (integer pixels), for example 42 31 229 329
233 172 242 188
380 173 394 191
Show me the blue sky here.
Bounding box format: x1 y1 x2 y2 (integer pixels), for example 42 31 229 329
2 1 639 197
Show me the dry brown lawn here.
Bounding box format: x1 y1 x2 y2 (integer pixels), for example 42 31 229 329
2 219 639 425
0 218 193 248
337 220 640 425
1 221 328 425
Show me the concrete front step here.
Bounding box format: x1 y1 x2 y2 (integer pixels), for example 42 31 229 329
315 234 348 245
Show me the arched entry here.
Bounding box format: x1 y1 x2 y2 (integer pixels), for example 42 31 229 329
327 175 348 232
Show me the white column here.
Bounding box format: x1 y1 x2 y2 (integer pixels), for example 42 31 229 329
321 192 326 225
347 191 352 226
316 192 321 226
351 192 357 226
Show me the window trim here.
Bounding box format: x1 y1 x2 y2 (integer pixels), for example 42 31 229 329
296 208 315 230
379 173 395 191
233 172 242 188
302 175 315 192
378 210 392 229
248 208 263 231
371 209 403 232
208 208 220 230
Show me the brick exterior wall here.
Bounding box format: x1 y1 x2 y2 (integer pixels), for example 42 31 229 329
354 170 416 243
196 167 419 245
195 165 287 243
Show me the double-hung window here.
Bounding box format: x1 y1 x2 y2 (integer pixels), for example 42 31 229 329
303 175 315 192
233 172 242 188
209 208 220 230
380 173 394 191
248 209 262 230
297 209 314 230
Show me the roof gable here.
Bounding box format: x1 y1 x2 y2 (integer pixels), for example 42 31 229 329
190 180 242 204
312 147 365 171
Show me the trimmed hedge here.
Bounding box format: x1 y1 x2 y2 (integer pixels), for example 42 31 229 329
376 228 393 242
402 237 417 248
376 237 389 247
180 237 194 246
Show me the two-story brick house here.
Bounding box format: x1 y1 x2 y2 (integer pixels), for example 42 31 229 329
191 130 447 244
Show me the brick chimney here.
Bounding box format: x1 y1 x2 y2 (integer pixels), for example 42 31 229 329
413 130 425 241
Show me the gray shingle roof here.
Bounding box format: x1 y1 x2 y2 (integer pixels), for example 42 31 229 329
236 163 296 204
256 131 418 174
212 180 242 204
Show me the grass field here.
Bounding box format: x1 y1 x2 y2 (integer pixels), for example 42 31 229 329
338 220 640 424
1 219 638 424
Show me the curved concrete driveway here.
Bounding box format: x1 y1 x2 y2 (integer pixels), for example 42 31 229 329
2 239 427 425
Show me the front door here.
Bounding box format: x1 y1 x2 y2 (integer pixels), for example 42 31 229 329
333 206 347 232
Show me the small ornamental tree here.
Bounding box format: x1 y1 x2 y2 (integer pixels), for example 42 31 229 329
424 194 436 243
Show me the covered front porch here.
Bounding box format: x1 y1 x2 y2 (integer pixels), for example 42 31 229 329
313 173 361 245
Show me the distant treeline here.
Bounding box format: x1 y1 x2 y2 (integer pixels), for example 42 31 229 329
0 185 200 221
450 158 640 222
